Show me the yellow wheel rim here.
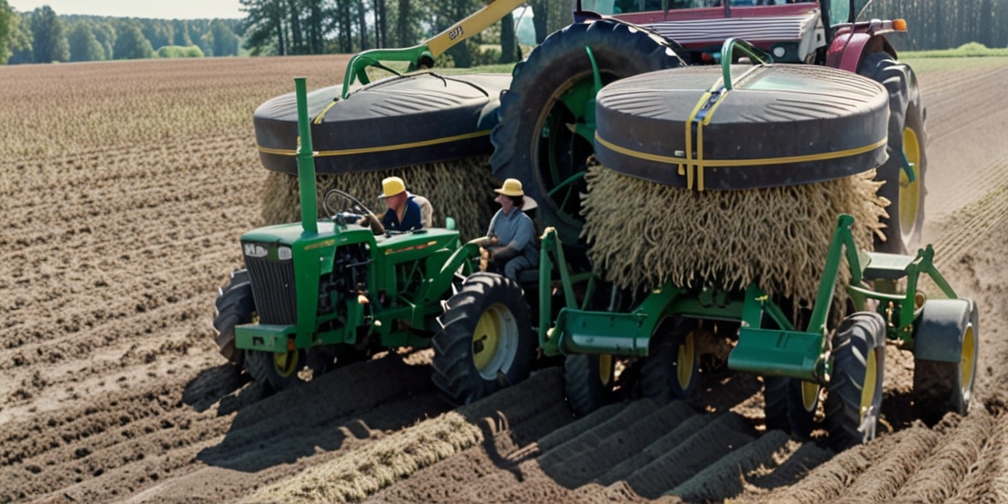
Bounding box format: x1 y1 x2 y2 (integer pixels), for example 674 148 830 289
860 350 878 420
800 380 820 412
899 126 922 241
961 325 976 395
273 351 299 378
599 354 613 386
471 303 518 380
473 307 502 372
677 332 696 390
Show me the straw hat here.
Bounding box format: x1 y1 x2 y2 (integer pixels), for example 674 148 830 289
494 178 537 210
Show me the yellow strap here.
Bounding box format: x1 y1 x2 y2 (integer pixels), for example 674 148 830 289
313 100 340 125
682 92 711 191
258 129 490 157
595 132 886 177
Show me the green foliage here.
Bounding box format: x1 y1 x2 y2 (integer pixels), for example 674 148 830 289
67 22 104 62
0 0 11 63
172 19 193 46
6 10 32 64
157 44 204 58
113 21 154 59
30 5 68 63
203 18 239 57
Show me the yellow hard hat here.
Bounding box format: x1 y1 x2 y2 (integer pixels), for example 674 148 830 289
381 176 407 198
494 178 524 197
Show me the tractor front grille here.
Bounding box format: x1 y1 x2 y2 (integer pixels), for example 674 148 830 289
243 245 298 326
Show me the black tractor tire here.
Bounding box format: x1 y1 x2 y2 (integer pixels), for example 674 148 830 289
244 349 304 393
858 51 927 254
824 312 887 451
564 353 616 416
213 270 254 367
431 272 535 405
913 299 979 426
490 19 687 245
764 376 819 439
641 317 700 403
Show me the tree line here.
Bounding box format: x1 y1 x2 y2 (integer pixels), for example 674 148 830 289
238 0 571 67
863 0 1008 51
214 0 1008 62
0 1 242 65
4 0 1003 66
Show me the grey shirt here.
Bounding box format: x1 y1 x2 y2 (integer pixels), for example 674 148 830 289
487 207 539 264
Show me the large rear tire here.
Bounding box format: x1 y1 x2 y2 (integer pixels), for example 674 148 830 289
641 317 700 403
764 376 819 438
564 353 616 416
213 270 254 367
913 299 978 425
824 312 886 451
431 272 535 404
490 19 686 245
859 52 927 253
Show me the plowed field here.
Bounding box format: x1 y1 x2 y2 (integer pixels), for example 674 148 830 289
2 55 1007 504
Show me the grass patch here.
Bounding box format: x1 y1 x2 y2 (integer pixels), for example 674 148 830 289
437 62 516 74
900 43 1008 74
901 55 1008 75
902 42 1008 59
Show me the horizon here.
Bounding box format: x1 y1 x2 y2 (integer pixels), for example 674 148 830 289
7 0 244 19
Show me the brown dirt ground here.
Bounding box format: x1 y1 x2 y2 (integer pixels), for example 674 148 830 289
1 56 1007 504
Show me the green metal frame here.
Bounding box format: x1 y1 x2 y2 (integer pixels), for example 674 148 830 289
537 213 959 385
720 38 773 90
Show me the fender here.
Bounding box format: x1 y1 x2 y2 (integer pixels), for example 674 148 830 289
826 19 902 72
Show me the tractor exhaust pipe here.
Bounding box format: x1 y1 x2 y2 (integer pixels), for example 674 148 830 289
294 77 318 234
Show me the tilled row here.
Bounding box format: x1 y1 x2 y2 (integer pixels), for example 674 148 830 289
368 395 831 504
759 407 1001 504
0 353 442 503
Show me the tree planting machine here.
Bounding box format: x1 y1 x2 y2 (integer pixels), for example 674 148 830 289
213 0 972 452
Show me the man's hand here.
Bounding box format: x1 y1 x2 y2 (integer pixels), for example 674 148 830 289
365 213 386 235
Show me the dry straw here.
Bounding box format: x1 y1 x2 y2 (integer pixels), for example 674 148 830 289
261 156 499 241
249 411 483 503
580 162 889 307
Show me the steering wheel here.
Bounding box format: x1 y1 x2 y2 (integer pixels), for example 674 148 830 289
323 188 386 235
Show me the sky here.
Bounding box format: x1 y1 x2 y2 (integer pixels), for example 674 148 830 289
7 0 244 19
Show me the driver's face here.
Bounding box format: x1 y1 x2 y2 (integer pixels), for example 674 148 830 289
386 192 406 209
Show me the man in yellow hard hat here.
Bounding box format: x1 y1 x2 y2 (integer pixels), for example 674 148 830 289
378 176 423 232
481 178 539 281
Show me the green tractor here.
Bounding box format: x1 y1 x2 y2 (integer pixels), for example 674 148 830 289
215 78 537 404
533 43 978 451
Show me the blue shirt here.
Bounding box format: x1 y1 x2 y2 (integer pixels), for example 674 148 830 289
487 207 538 264
383 197 422 232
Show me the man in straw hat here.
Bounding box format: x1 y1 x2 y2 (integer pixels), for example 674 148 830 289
377 176 423 232
479 178 539 281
